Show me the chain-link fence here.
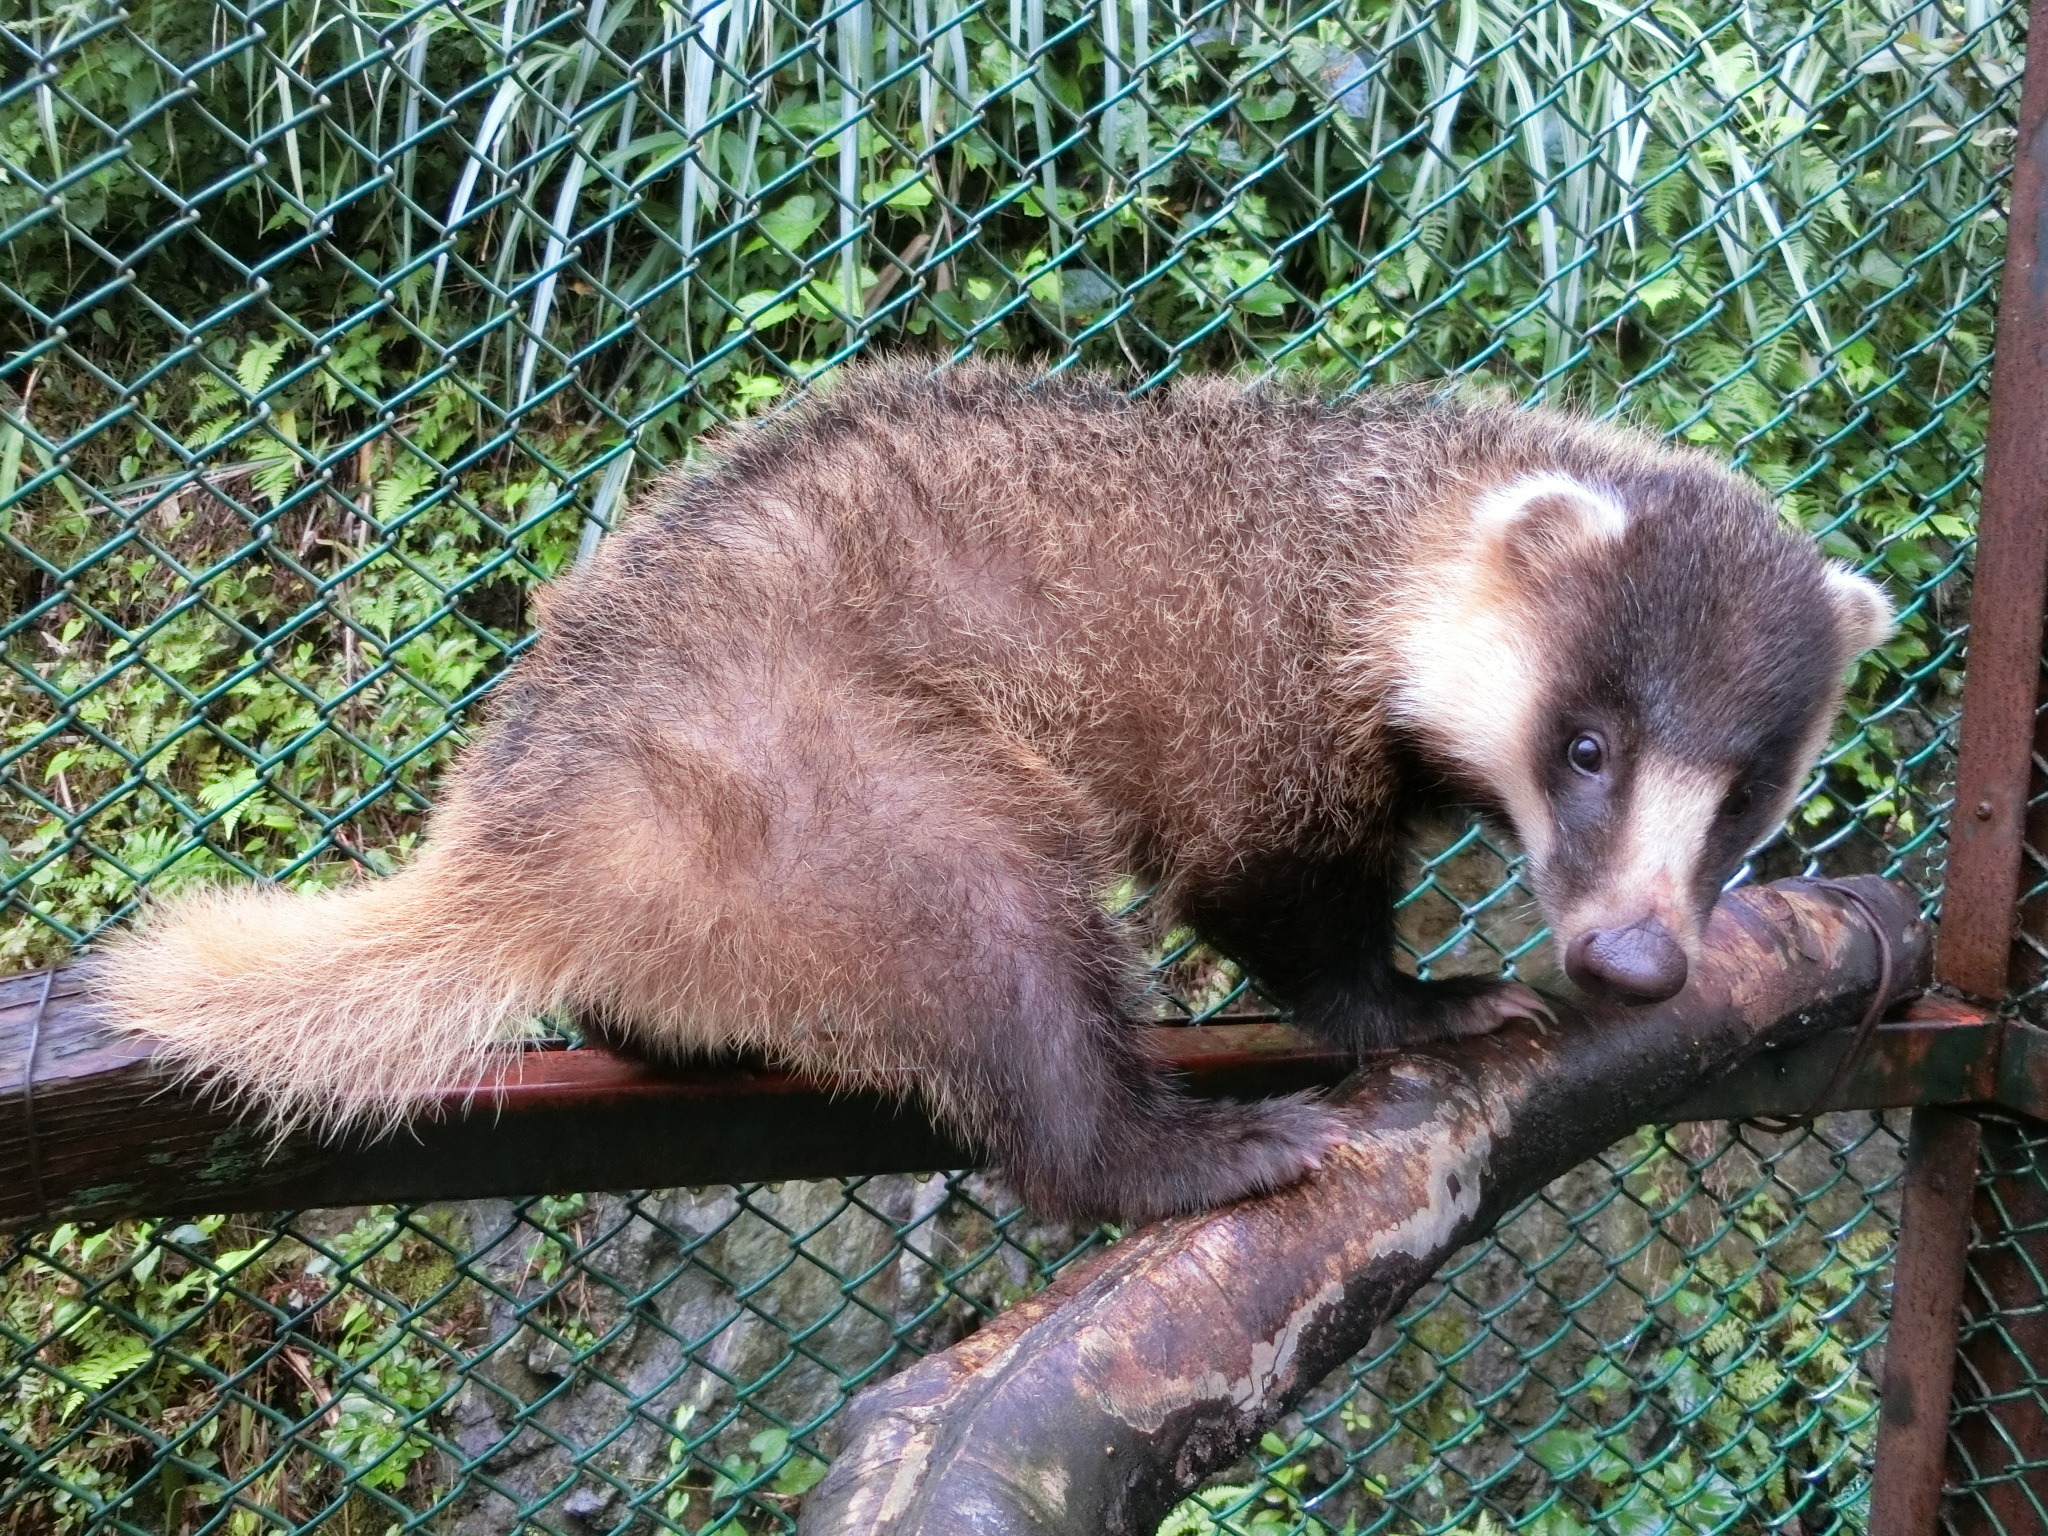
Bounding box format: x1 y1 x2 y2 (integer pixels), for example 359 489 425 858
0 0 2023 1530
1 1119 1903 1534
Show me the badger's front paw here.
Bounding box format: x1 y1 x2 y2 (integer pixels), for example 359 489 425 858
1405 975 1557 1040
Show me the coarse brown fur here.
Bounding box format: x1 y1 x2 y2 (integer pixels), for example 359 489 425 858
96 360 1891 1222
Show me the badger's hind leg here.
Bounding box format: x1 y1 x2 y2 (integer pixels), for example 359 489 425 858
1182 849 1553 1055
600 706 1347 1225
926 885 1348 1224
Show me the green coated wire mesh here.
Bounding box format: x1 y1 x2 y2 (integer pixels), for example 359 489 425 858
0 1119 1904 1535
0 0 2022 1529
2008 651 2048 1010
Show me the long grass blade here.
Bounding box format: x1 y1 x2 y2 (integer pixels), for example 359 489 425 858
431 75 528 318
1027 0 1056 216
915 0 936 146
1101 0 1122 168
516 125 600 407
680 0 733 257
838 0 869 318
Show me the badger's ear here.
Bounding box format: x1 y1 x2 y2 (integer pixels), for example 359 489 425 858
1824 563 1894 656
1471 474 1628 571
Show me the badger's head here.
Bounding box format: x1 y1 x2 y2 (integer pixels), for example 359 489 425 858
1387 456 1894 1005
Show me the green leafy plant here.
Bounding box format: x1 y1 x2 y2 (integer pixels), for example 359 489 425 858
0 1209 465 1533
1159 1431 1358 1535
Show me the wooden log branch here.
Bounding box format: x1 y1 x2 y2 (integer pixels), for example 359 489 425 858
800 875 1935 1536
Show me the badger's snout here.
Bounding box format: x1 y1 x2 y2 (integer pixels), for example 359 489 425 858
1564 918 1689 1004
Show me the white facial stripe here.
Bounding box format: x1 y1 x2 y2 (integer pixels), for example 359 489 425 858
1387 474 1632 874
1387 473 1624 863
1471 473 1629 542
1559 753 1727 948
1388 574 1552 863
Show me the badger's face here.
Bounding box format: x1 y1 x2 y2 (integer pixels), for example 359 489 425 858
1389 460 1894 1005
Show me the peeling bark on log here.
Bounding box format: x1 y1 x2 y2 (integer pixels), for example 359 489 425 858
801 876 1933 1536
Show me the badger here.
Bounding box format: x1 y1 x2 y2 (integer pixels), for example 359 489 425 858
96 361 1893 1223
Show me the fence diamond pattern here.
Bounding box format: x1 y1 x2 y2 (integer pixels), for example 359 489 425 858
0 0 2020 1530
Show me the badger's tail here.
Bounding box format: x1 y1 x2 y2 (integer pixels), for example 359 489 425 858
93 853 569 1140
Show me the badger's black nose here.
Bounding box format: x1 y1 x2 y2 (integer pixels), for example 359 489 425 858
1565 919 1689 1004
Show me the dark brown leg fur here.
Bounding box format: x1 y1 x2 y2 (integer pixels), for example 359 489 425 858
787 741 1349 1224
923 886 1346 1225
1182 849 1550 1053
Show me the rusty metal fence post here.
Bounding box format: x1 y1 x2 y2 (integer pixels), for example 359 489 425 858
1936 11 2048 1005
1948 1120 2048 1534
1874 1 2048 1528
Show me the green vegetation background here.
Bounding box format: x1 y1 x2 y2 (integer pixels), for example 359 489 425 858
0 0 2011 1531
0 0 1997 963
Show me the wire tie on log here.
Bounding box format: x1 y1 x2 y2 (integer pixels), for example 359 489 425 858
1747 878 1897 1134
20 966 56 1221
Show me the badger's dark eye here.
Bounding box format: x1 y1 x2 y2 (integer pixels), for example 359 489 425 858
1567 733 1606 776
1722 781 1755 819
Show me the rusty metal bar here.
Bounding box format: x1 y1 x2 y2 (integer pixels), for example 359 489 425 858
1872 1109 1984 1536
0 959 1995 1235
1937 0 2048 1001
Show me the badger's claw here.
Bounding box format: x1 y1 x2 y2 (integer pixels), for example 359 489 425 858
1439 979 1556 1038
1315 975 1561 1054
